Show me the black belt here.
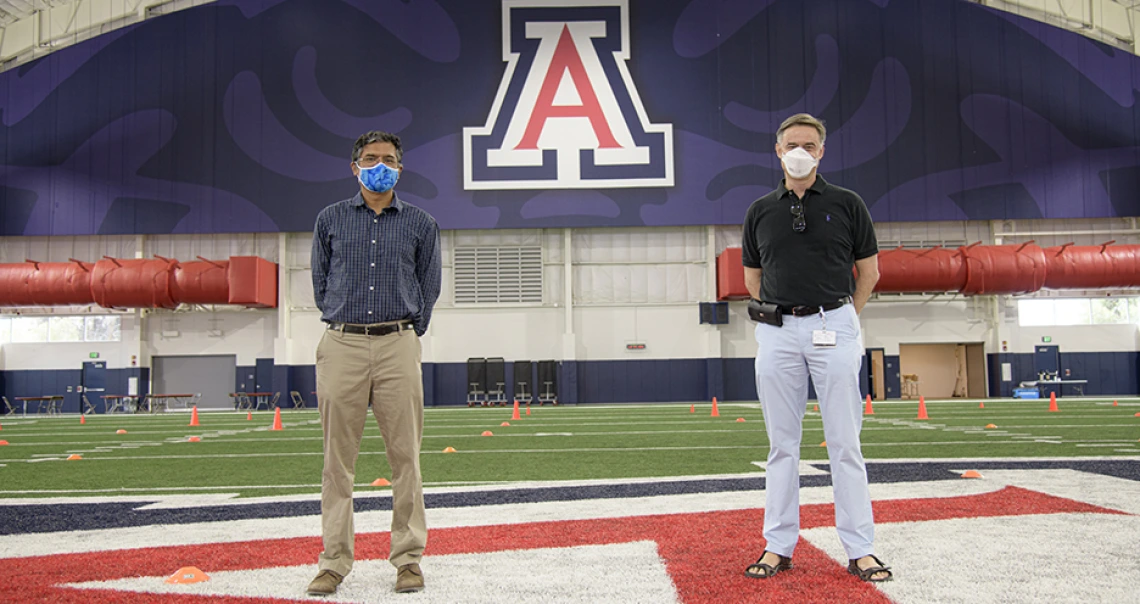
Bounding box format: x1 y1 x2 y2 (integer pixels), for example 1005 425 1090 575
328 321 413 336
777 297 852 316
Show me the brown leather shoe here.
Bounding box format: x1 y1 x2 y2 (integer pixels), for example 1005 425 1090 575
306 569 343 596
395 563 424 593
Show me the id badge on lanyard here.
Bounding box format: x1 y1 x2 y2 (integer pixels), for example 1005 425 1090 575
812 308 837 347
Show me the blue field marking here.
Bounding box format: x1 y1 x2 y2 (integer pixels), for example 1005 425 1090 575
0 459 1137 535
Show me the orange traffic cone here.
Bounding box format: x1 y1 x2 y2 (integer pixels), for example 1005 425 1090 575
1113 400 1118 407
189 406 200 427
80 414 86 425
270 407 283 430
371 478 391 487
0 440 7 446
511 399 521 420
864 395 874 415
481 430 493 436
711 397 720 417
813 404 819 411
979 401 985 409
690 404 695 413
443 446 457 453
917 396 929 420
246 411 252 420
1048 392 1059 412
525 403 531 416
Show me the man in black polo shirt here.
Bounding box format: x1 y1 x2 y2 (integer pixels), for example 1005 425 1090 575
740 113 891 583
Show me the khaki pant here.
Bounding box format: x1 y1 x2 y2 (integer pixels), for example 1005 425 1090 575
315 325 426 576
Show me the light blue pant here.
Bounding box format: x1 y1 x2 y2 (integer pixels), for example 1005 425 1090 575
753 303 874 560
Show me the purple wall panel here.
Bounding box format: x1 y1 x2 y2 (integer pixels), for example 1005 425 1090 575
1 0 1138 235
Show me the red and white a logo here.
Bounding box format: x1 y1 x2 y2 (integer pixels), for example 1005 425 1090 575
464 0 673 190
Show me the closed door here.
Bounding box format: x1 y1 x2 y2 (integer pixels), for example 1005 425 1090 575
82 361 107 394
870 350 885 400
152 355 236 410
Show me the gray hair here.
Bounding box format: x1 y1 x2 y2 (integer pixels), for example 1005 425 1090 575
351 131 403 164
775 113 826 145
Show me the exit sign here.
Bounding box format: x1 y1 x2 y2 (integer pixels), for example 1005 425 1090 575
1042 336 1052 343
89 352 100 359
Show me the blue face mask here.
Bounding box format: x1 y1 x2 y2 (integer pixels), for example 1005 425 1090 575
357 162 400 193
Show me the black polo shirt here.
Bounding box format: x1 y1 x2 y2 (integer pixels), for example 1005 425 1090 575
741 175 878 308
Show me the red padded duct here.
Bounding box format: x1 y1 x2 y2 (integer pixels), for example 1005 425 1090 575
0 256 278 309
91 257 178 309
0 260 95 305
716 243 1140 299
874 246 968 293
716 247 749 300
1042 243 1140 290
227 256 278 308
172 257 230 304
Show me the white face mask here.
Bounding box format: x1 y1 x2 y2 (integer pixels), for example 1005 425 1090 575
781 147 818 179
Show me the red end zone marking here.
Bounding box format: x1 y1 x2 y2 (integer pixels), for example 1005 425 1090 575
0 486 1126 603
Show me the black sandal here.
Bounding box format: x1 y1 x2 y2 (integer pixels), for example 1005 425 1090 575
744 551 793 579
847 554 892 582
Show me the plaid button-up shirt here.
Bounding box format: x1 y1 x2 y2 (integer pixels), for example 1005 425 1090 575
311 193 441 336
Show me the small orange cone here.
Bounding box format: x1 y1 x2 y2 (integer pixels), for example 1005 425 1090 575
481 430 493 436
0 440 8 446
1112 400 1118 407
246 411 252 420
813 404 819 412
188 436 201 442
525 403 531 416
0 422 3 430
371 478 391 487
864 395 873 415
917 396 929 420
67 454 82 460
1134 412 1140 417
116 429 127 434
165 566 209 584
80 415 86 425
189 406 200 427
820 441 827 447
690 404 695 413
501 421 511 427
736 417 745 422
979 401 985 409
710 397 720 417
270 407 283 431
1048 392 1059 412
961 470 983 479
443 446 457 453
985 424 997 429
511 399 521 420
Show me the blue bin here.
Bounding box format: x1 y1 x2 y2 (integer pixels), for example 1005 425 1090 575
1013 387 1039 399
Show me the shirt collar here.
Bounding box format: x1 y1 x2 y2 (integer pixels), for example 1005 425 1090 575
776 175 829 199
350 191 405 212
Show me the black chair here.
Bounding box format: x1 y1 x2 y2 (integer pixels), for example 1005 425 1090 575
486 357 507 406
513 360 533 405
466 358 487 407
537 360 558 406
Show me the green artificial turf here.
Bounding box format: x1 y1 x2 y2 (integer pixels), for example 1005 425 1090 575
0 397 1136 498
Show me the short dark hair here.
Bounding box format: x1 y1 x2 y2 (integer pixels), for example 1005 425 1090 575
352 131 403 164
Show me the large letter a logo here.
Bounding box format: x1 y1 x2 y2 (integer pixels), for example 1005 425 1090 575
464 1 673 190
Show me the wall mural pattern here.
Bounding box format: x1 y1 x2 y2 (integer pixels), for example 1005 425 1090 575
1 0 1138 235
